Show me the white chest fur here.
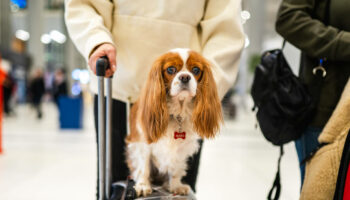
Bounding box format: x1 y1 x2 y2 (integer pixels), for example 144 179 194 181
128 92 201 196
129 116 200 183
150 121 200 174
148 97 201 174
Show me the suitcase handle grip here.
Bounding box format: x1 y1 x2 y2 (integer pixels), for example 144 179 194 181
96 56 109 77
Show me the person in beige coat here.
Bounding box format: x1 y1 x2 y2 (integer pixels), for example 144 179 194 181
64 0 245 197
301 78 350 200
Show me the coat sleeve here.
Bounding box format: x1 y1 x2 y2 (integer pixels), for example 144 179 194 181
64 0 115 60
200 0 245 99
276 0 350 62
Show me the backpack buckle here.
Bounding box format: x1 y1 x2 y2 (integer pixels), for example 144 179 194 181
312 66 327 78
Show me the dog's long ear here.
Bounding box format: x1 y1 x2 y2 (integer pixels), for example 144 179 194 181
192 61 223 138
138 57 168 143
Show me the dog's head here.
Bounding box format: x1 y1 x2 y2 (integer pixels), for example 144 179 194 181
138 48 222 143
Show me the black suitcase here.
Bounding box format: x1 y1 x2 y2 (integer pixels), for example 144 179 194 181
96 57 196 200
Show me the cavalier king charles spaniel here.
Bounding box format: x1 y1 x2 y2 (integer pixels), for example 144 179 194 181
126 48 222 197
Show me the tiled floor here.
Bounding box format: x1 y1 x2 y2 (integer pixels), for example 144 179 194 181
0 101 300 200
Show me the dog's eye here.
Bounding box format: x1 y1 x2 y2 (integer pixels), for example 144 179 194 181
192 67 200 75
166 66 177 75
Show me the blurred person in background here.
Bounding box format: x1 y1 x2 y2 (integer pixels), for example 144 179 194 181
52 68 68 106
0 38 32 104
3 74 15 116
29 69 45 119
221 89 237 119
65 0 245 198
276 0 350 188
0 53 15 116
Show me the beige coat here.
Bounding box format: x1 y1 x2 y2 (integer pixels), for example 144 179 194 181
64 0 245 102
301 78 350 200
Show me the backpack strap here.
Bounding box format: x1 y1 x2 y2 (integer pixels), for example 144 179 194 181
268 146 284 200
281 40 287 49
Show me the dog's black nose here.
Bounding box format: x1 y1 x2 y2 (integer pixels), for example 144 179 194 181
179 74 191 84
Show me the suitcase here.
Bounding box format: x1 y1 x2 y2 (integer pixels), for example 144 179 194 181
96 57 196 200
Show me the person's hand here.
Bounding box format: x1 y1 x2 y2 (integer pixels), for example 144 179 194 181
88 43 117 77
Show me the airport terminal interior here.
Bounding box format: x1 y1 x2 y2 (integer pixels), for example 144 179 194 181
1 0 304 199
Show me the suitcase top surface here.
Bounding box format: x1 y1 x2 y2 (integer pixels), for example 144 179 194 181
134 186 196 200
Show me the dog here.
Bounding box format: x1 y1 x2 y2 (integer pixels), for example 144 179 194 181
125 48 222 197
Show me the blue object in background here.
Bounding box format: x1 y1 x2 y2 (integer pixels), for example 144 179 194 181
11 0 27 9
58 96 83 129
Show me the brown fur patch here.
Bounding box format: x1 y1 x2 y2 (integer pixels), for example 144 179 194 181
186 51 206 81
189 51 223 138
136 54 175 143
161 52 184 92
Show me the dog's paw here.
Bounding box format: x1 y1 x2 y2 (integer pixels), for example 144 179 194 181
169 183 191 195
134 181 152 197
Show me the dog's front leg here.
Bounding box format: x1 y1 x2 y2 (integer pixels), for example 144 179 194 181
168 161 191 195
128 143 152 197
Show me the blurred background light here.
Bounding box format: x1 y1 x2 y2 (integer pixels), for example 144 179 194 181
79 69 90 84
245 35 250 48
71 69 90 84
40 34 51 44
71 82 82 96
241 10 251 25
241 10 251 21
15 29 30 41
49 30 66 44
71 69 81 81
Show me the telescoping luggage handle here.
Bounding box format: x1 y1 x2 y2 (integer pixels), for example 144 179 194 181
96 56 113 200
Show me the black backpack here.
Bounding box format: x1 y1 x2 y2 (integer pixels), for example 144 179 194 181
251 49 314 146
250 48 323 200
